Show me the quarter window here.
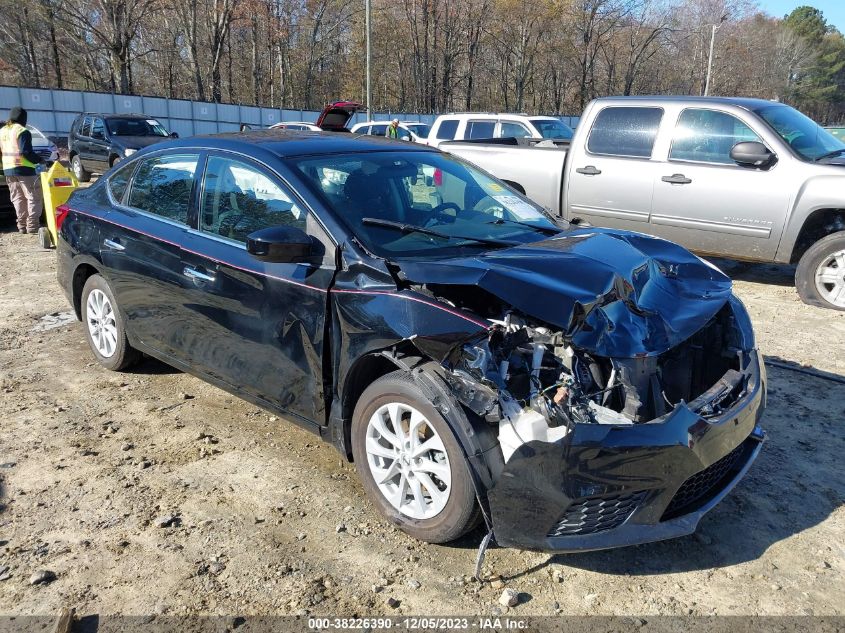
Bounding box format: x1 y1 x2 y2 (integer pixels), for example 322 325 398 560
587 107 663 158
466 120 496 139
670 109 762 164
435 119 459 140
199 156 306 243
108 161 135 203
128 154 199 223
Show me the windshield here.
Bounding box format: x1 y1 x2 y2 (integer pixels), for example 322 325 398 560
26 125 47 141
404 123 432 138
291 151 560 258
754 105 845 161
106 118 169 137
529 119 573 140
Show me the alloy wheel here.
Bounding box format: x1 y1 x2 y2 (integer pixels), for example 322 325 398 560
814 249 845 308
364 402 452 520
86 289 118 358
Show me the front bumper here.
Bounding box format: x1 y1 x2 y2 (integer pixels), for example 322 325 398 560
486 349 766 552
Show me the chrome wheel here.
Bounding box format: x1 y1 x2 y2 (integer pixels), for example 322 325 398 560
365 402 452 520
86 288 118 357
72 155 83 180
814 249 845 308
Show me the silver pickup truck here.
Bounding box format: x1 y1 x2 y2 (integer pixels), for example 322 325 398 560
443 96 845 311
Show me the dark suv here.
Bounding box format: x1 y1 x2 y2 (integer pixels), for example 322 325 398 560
68 113 176 182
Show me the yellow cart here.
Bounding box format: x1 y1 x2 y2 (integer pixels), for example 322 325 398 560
38 162 79 250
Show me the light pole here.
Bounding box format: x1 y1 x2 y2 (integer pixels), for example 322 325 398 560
704 13 728 96
365 0 372 115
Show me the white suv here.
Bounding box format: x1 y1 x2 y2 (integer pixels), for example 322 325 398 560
350 120 432 143
428 113 573 148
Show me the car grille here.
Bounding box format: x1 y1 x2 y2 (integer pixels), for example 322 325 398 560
547 491 646 537
661 442 745 520
34 149 53 160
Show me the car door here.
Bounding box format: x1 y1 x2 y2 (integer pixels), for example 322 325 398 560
649 107 789 260
89 117 111 172
77 116 94 170
99 152 200 360
564 106 662 231
178 152 336 425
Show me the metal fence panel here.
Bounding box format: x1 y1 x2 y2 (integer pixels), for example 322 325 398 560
114 94 144 113
83 92 115 114
193 120 219 135
19 88 53 111
142 97 169 118
217 103 239 123
52 90 83 113
168 119 194 138
192 102 217 120
168 99 193 120
240 106 261 125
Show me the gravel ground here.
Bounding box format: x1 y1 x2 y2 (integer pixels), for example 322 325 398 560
0 223 843 620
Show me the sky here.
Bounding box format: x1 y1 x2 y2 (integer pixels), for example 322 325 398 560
758 0 845 32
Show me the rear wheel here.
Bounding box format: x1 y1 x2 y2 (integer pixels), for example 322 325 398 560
81 274 140 370
351 370 481 543
71 154 91 183
109 155 121 168
796 232 845 311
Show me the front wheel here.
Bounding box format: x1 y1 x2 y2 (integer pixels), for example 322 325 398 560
351 371 481 543
796 231 845 311
81 274 140 370
71 155 91 183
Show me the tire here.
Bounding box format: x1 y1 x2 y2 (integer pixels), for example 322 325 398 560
80 274 140 371
37 226 52 249
71 154 91 183
109 155 121 168
796 231 845 311
351 370 481 543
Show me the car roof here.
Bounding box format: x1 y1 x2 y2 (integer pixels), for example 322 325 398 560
592 95 784 110
163 129 438 158
76 113 155 119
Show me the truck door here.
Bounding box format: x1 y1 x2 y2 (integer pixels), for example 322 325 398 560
565 106 662 232
649 108 788 260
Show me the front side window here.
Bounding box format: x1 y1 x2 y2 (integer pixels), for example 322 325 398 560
466 120 496 139
81 117 92 137
128 153 199 223
405 123 431 138
91 118 106 139
529 118 574 140
670 109 762 164
200 156 306 243
435 119 459 140
587 106 663 158
292 151 559 259
108 161 136 203
754 104 845 162
498 121 531 139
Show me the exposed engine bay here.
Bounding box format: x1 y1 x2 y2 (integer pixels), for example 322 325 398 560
437 299 747 463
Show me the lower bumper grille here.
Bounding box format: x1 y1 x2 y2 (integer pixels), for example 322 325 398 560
547 491 646 537
661 442 745 520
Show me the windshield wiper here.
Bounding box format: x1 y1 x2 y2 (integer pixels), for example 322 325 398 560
814 149 845 162
485 217 562 235
361 217 519 247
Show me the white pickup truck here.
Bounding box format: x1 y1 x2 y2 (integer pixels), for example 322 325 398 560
443 96 845 311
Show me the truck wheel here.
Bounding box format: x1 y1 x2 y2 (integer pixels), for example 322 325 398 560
71 155 91 183
351 370 481 543
81 274 140 370
796 231 845 311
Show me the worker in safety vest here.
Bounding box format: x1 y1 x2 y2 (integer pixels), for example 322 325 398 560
0 107 43 234
386 118 400 139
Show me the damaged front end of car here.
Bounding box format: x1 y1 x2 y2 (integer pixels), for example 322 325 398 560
398 230 766 551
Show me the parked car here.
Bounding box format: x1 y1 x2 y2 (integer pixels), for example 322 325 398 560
56 131 765 551
444 96 845 311
428 113 573 148
68 113 177 182
350 120 432 143
314 101 363 132
269 122 322 131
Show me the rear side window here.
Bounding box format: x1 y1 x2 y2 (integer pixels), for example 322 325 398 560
81 117 92 137
108 161 135 203
128 153 199 223
435 119 459 140
372 124 388 135
670 109 762 164
466 120 495 139
587 107 663 158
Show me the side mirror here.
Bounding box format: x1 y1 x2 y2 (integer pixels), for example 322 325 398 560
246 225 315 263
730 141 775 167
170 132 179 139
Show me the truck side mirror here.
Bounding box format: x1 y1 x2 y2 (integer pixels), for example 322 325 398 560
730 141 775 167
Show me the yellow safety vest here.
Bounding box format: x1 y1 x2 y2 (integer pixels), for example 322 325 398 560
0 123 36 171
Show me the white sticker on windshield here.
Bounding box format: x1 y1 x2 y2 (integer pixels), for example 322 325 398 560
147 120 160 126
492 195 539 219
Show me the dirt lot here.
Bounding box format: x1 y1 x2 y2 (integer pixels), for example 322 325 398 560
0 220 843 621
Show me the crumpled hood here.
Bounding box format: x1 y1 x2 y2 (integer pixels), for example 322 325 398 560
395 228 733 358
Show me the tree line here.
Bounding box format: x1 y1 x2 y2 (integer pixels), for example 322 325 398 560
0 0 843 123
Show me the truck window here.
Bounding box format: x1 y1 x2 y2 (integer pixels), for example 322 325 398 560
498 121 531 139
436 119 459 140
466 120 496 139
587 107 663 158
670 109 761 165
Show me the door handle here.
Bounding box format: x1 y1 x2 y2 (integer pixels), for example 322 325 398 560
103 238 125 251
661 173 692 185
575 165 602 176
183 266 216 283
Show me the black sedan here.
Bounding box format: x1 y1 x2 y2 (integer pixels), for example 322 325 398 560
56 131 766 551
